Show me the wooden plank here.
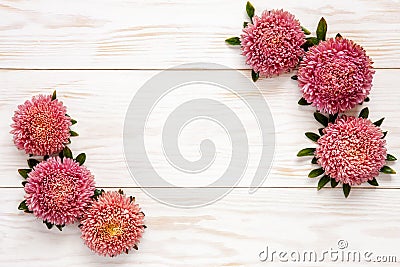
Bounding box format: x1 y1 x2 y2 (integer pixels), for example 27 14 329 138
0 69 398 188
1 188 400 266
0 0 398 69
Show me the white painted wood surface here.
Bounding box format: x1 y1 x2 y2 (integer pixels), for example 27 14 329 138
1 70 398 188
0 0 399 266
0 0 398 69
1 188 400 266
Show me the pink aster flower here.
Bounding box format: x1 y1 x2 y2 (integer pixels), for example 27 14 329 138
316 116 386 185
80 191 145 257
24 157 95 226
298 37 375 114
241 9 306 77
11 94 71 156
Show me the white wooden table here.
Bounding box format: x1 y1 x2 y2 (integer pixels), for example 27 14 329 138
0 0 399 266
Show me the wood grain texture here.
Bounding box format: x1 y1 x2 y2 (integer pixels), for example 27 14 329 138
0 0 398 69
0 69 398 188
0 1 399 266
1 188 400 266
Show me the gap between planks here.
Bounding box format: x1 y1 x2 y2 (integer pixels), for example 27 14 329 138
2 186 400 190
0 68 398 71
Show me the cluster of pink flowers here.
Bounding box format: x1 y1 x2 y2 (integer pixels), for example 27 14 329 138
24 157 95 225
12 91 145 257
241 9 306 77
227 2 375 113
227 2 395 197
299 109 396 197
316 116 387 185
80 191 145 257
11 95 71 156
298 37 374 114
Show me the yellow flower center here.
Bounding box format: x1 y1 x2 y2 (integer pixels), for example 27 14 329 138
104 223 124 237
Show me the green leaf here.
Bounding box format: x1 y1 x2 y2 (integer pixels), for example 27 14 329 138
27 159 39 169
343 183 351 198
225 37 241 45
51 90 57 101
43 221 54 230
19 200 32 213
301 37 319 51
373 118 384 127
55 224 65 231
18 169 31 179
382 131 388 138
246 1 255 21
318 128 324 136
251 69 259 82
243 21 249 28
63 146 73 159
301 37 319 52
317 175 330 190
291 75 298 80
308 167 324 178
305 132 320 142
380 166 396 174
311 157 318 164
301 26 311 35
387 154 397 161
298 97 311 106
75 153 86 166
69 130 79 137
335 33 342 39
92 189 105 200
367 178 379 186
314 112 328 127
22 181 28 187
359 107 369 119
18 200 29 212
329 113 338 123
331 178 339 188
316 17 327 41
59 150 64 159
70 118 77 125
306 36 319 45
364 97 370 102
297 148 316 157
